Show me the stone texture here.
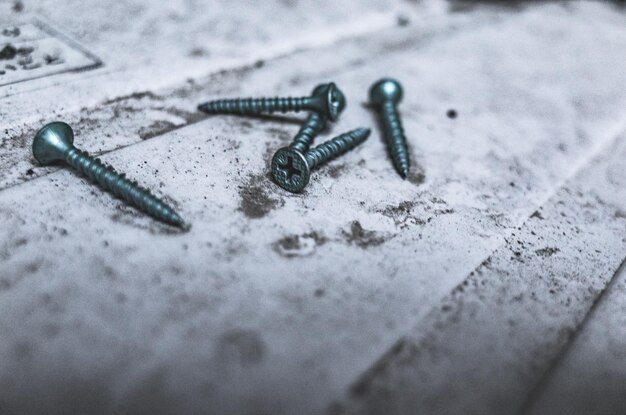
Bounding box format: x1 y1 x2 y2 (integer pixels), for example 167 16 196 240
524 265 626 414
336 132 626 415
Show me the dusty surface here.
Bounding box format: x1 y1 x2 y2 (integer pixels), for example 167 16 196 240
0 1 625 414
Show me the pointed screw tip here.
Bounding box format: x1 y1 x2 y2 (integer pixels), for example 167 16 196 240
170 215 187 229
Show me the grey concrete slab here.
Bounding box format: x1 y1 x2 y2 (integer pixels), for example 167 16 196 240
0 2 625 414
335 131 626 415
523 265 626 415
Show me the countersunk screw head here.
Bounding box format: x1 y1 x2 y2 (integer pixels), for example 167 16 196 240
369 78 404 106
312 82 346 121
32 121 186 228
33 121 75 165
271 147 311 193
271 127 370 193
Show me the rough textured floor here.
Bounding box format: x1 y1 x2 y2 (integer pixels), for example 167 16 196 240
0 1 625 414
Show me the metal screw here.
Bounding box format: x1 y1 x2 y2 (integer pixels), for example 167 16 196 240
290 111 326 153
369 78 410 178
32 122 185 228
198 82 347 121
271 127 370 193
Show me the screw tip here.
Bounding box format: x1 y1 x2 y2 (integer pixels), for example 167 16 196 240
356 127 372 137
170 213 187 228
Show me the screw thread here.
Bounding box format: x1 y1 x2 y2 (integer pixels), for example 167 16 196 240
305 128 370 170
290 112 326 154
198 96 312 115
381 101 410 177
65 149 185 227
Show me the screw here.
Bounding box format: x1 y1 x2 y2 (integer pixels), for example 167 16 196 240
198 82 347 121
369 78 410 178
271 127 370 193
290 110 326 154
32 122 185 228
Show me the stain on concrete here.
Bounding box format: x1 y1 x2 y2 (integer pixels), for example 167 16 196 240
188 47 210 57
239 173 284 219
378 199 453 229
138 121 178 140
215 329 266 367
0 278 11 290
14 340 35 361
342 221 387 248
272 231 327 258
325 163 347 179
535 247 560 257
379 200 424 228
102 91 162 105
265 127 292 144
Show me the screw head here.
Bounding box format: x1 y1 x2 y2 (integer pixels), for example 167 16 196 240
33 121 75 165
271 147 311 193
369 78 403 106
311 82 346 121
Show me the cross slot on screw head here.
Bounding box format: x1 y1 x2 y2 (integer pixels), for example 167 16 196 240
271 127 370 193
271 148 311 193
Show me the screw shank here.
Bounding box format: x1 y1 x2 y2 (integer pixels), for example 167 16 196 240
305 128 370 170
380 101 410 177
199 96 312 114
290 112 325 154
64 149 184 227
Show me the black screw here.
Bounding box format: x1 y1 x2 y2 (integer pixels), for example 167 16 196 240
369 78 410 178
32 122 185 227
198 82 347 121
271 128 370 193
290 111 326 154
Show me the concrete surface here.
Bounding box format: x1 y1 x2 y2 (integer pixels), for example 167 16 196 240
526 261 626 415
0 1 625 414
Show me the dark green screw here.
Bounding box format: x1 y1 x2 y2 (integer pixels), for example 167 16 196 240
32 122 185 228
271 127 370 193
198 82 347 121
369 78 410 178
290 111 326 153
